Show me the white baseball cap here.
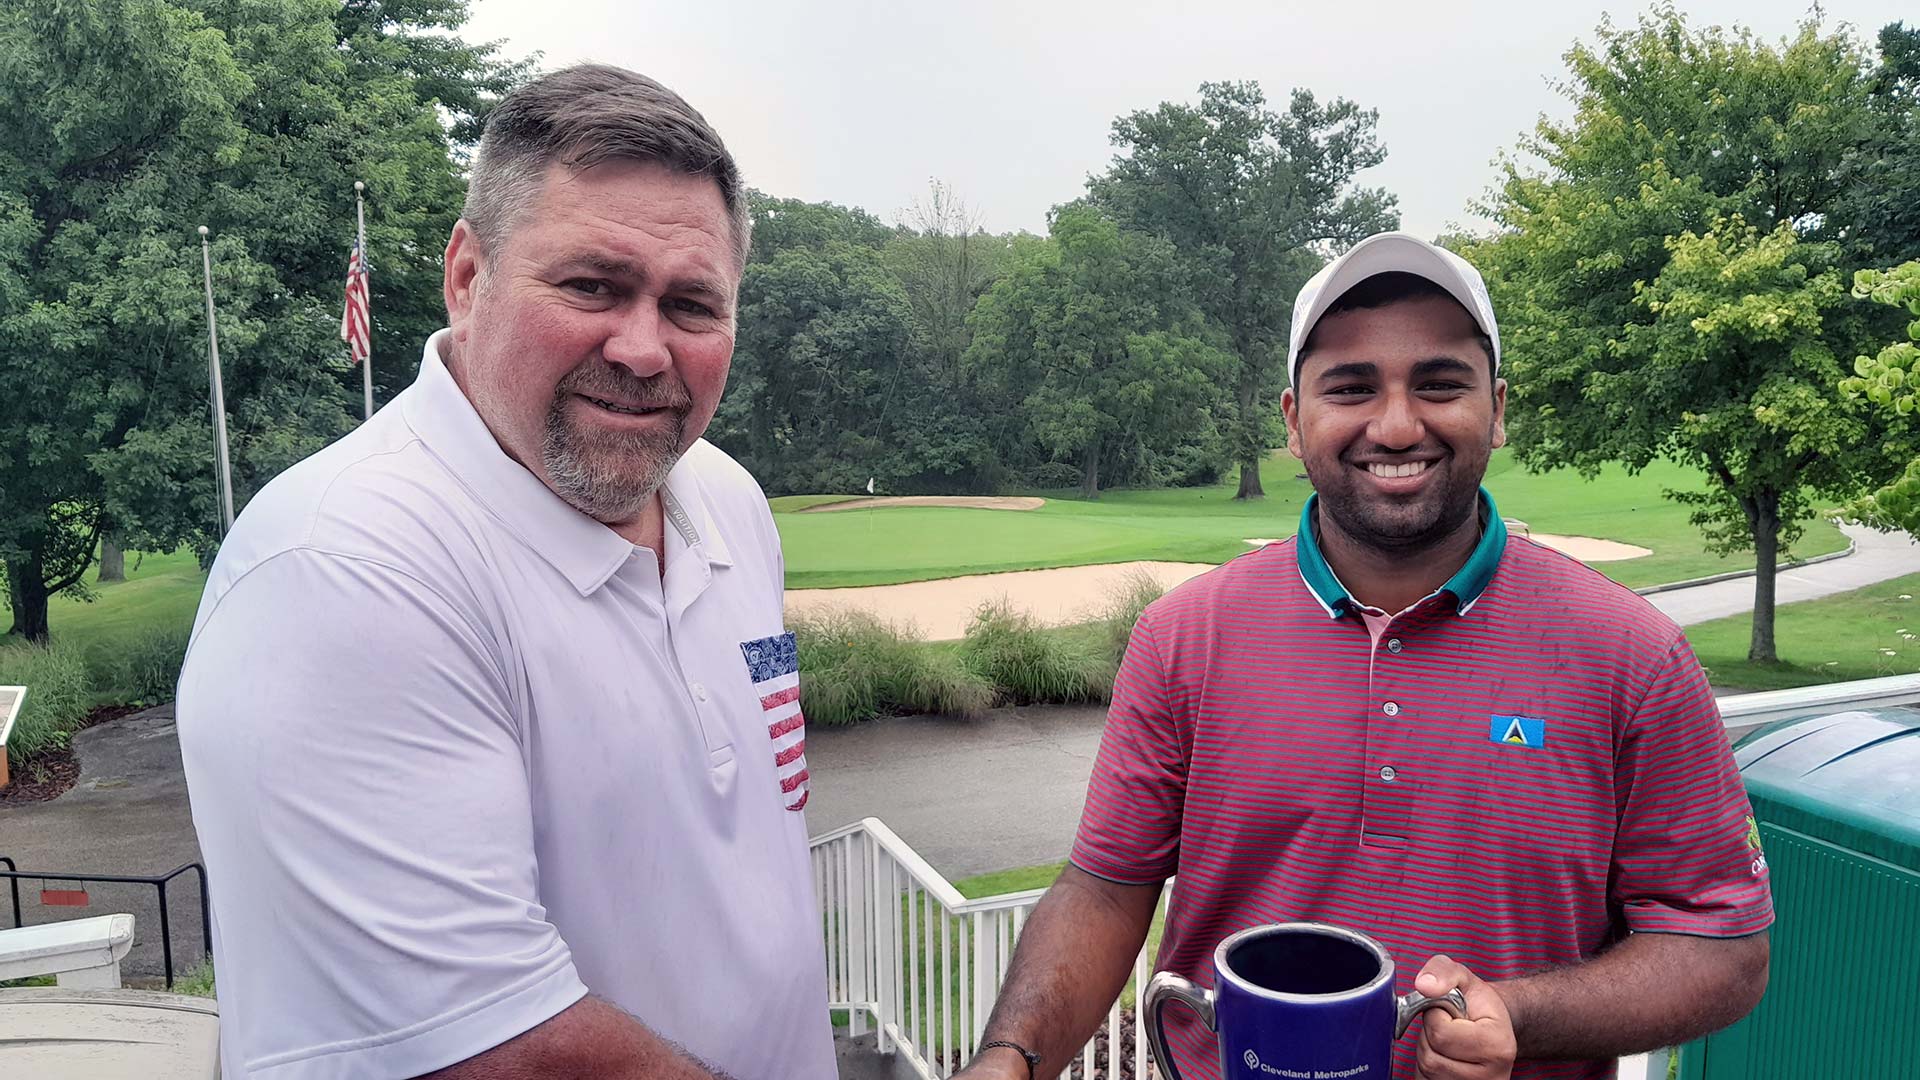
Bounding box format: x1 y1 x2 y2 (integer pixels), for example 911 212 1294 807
1286 231 1501 387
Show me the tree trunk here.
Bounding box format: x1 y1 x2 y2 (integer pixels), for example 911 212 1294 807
1234 365 1265 500
98 535 125 582
4 556 50 644
1748 491 1781 664
1080 432 1103 500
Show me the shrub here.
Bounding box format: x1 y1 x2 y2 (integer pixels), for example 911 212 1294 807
172 960 217 999
959 600 1111 706
1096 569 1167 668
793 608 993 726
105 625 192 706
0 641 92 767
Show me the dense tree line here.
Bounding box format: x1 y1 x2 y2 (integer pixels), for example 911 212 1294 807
1 0 526 641
8 1 1920 656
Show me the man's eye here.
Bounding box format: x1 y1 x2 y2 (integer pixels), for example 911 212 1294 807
1326 385 1374 396
669 297 716 317
563 279 608 296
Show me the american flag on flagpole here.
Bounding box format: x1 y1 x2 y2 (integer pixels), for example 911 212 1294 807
340 237 370 366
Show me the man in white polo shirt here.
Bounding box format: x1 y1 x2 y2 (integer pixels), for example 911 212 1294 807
176 65 834 1079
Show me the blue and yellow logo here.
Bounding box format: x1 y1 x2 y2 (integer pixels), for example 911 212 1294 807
1489 714 1545 748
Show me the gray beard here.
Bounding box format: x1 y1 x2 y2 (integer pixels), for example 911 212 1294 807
541 370 689 523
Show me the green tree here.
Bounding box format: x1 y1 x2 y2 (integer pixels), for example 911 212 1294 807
1831 23 1920 267
966 206 1230 498
1628 220 1887 660
720 240 919 494
0 0 519 642
746 190 895 260
0 0 250 642
713 191 1030 496
1091 80 1397 499
883 180 1017 381
1473 7 1903 662
1839 261 1920 530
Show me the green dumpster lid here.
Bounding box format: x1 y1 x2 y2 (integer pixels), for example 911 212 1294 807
1733 707 1920 863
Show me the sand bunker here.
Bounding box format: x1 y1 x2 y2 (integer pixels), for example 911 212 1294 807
786 561 1214 641
1523 533 1651 561
1243 533 1649 562
799 495 1046 513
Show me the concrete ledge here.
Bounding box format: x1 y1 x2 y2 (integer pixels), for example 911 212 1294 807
0 913 135 988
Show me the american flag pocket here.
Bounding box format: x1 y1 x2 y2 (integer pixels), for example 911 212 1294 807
740 631 808 811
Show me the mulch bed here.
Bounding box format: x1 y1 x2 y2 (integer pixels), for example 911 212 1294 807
0 704 143 807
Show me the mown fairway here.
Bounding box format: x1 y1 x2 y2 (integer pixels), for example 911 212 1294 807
777 449 1849 589
3 451 1852 657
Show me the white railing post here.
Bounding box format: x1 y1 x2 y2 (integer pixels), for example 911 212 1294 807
972 910 992 1047
1134 942 1154 1079
847 834 870 1037
874 838 894 1053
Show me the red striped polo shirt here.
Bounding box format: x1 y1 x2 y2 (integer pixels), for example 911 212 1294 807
1071 491 1773 1080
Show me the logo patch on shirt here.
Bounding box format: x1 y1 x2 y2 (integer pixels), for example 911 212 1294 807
741 632 808 811
1489 714 1545 748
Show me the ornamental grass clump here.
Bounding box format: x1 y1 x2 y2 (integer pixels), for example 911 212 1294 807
959 599 1111 706
792 608 992 726
0 640 91 768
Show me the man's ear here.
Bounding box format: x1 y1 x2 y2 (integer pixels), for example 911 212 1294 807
444 219 485 338
1281 386 1305 459
1491 377 1508 449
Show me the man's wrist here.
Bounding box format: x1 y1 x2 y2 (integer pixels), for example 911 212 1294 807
976 1040 1040 1079
1490 977 1530 1047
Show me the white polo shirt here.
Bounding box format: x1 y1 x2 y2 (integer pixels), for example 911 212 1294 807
176 332 834 1079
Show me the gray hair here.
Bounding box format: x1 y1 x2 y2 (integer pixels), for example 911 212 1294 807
463 64 752 267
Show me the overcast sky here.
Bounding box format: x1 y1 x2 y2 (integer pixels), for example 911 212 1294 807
464 1 1911 241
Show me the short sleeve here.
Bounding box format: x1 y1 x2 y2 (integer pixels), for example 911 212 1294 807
176 549 587 1079
1070 612 1187 884
1611 635 1775 937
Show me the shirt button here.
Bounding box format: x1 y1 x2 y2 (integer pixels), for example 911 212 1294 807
1379 766 1398 781
1382 701 1401 717
1387 638 1404 654
692 683 708 702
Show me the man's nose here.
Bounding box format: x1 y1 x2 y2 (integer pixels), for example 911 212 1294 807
1368 388 1424 449
603 302 672 379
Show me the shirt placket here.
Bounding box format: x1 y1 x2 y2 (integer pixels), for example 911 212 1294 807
656 519 732 770
1361 605 1433 847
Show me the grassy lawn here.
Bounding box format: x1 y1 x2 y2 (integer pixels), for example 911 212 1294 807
0 453 1851 686
1 548 205 675
1686 571 1920 692
778 449 1848 590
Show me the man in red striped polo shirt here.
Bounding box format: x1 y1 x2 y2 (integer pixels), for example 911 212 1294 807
958 233 1772 1080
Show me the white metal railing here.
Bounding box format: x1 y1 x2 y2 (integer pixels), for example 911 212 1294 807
811 817 1162 1079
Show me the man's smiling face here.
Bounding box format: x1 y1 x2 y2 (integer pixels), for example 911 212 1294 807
443 159 739 525
1282 292 1506 554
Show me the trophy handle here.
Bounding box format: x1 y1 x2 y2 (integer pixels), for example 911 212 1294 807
1395 987 1470 1039
1142 970 1217 1080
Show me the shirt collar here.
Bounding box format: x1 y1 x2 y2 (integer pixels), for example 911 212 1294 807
400 330 730 596
1294 487 1507 619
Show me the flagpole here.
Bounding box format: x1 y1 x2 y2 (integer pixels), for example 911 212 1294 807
198 225 236 535
355 180 372 421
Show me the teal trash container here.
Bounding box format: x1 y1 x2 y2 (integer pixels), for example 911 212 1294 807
1676 706 1920 1080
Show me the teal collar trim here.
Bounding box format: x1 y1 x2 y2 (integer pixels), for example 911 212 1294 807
1295 488 1507 618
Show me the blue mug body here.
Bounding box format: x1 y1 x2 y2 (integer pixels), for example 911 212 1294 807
1142 922 1466 1080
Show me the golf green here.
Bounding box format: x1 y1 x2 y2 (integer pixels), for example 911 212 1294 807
776 449 1849 590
